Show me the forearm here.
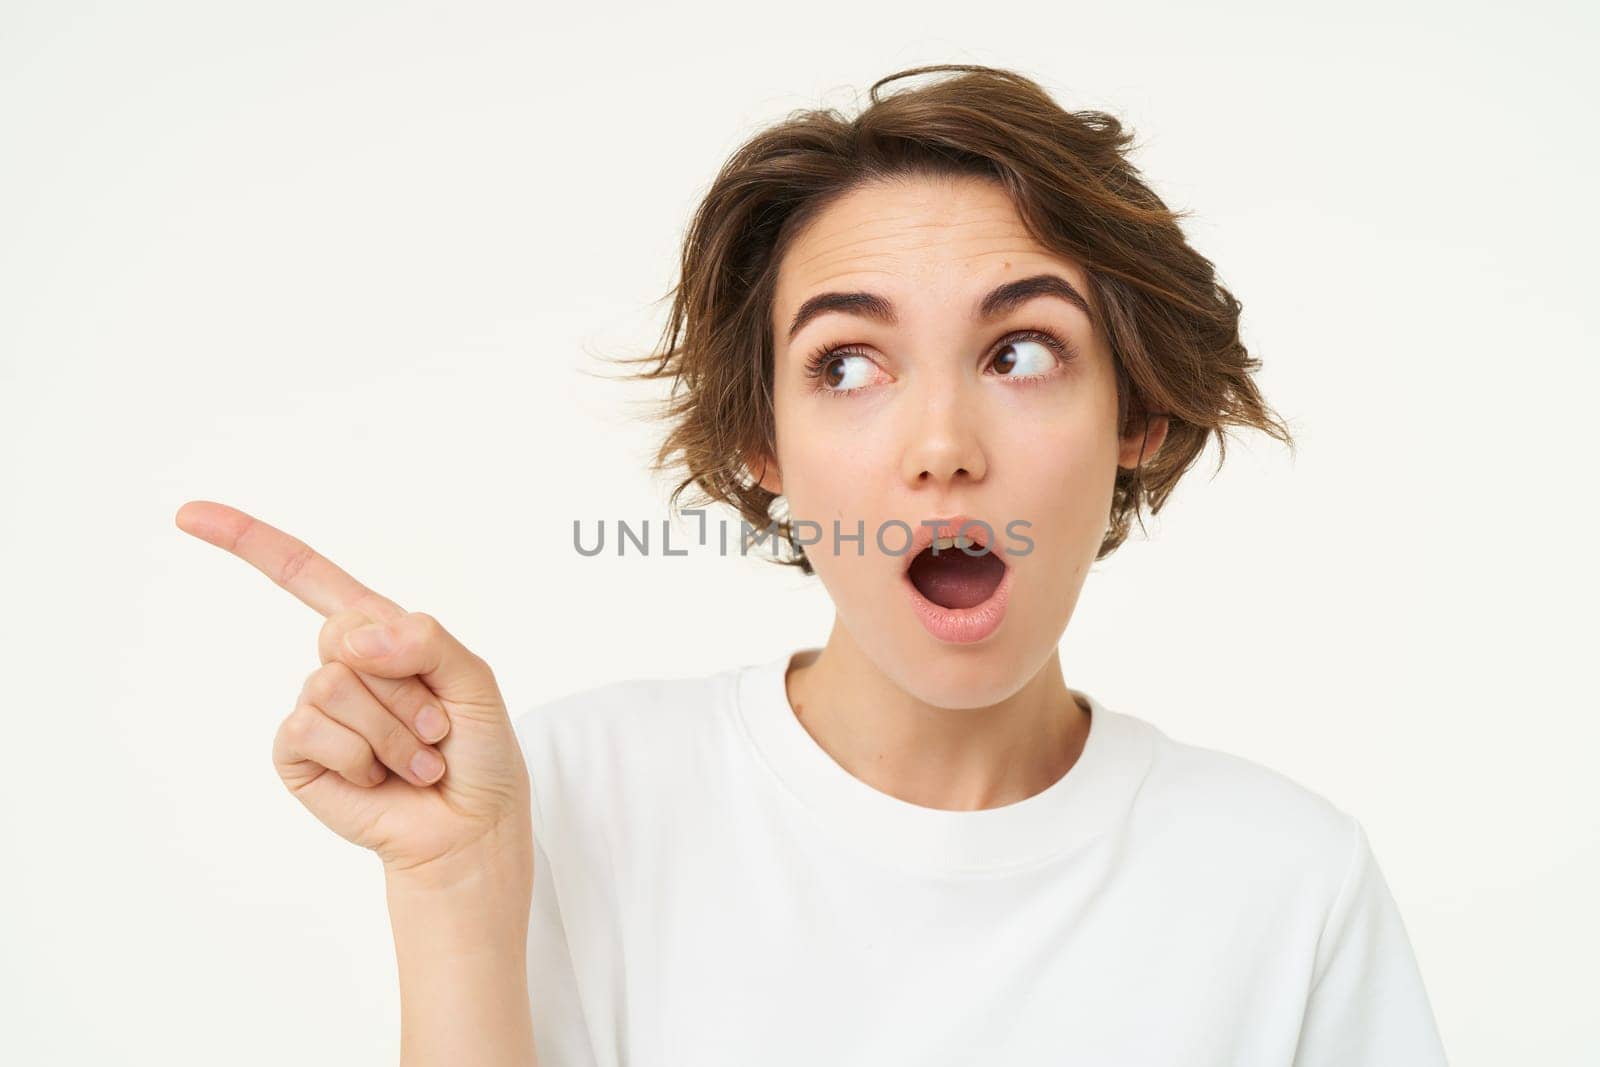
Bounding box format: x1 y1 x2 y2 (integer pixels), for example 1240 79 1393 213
386 852 537 1067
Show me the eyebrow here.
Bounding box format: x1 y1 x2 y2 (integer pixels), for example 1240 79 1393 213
785 272 1093 344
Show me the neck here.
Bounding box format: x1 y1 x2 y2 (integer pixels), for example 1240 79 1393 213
782 621 1090 812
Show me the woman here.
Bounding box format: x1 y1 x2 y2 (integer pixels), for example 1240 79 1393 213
176 65 1448 1065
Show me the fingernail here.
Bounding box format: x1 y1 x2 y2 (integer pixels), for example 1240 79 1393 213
410 749 444 783
416 705 448 743
345 624 392 658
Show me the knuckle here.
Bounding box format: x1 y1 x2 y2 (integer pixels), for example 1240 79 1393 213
304 661 355 705
276 541 315 588
301 667 332 704
280 706 318 748
409 611 443 642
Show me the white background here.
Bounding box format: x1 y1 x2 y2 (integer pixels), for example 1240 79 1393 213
3 1 1595 1063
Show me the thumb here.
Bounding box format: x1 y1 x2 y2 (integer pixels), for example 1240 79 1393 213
340 611 505 714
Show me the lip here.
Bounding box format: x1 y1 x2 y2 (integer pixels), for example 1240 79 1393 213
901 514 1001 571
900 514 1012 645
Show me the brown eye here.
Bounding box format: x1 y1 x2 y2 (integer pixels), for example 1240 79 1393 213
807 351 875 393
991 337 1057 377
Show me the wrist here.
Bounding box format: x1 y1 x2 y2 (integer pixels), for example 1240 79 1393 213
384 841 537 1067
386 872 531 965
382 819 535 898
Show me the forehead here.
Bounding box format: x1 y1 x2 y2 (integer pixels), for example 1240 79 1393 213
774 175 1085 308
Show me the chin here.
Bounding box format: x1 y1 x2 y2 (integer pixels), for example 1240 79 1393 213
886 625 1049 711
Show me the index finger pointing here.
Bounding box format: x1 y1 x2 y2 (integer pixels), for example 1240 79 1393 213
174 500 404 621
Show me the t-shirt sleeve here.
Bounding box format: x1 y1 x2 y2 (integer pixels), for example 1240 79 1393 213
1291 815 1450 1066
527 832 600 1067
516 701 602 1067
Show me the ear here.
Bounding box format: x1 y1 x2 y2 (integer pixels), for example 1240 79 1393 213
745 450 783 496
1117 412 1169 470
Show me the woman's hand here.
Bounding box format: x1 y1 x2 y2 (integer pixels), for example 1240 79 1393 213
174 500 532 891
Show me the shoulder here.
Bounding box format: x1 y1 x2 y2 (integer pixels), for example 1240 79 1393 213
511 663 749 827
1116 709 1360 891
512 662 763 870
516 666 739 726
514 664 744 763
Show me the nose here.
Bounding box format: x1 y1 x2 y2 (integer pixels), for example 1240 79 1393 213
899 383 989 488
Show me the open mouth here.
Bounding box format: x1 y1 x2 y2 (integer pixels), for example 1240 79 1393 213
906 536 1008 609
900 519 1015 645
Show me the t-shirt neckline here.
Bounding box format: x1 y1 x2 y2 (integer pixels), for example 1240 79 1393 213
734 647 1154 878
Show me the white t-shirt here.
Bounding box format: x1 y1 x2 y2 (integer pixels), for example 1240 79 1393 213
513 649 1448 1066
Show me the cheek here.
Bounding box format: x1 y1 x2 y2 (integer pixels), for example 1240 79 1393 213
994 395 1120 546
771 414 890 594
772 392 884 513
780 433 866 518
1006 414 1110 490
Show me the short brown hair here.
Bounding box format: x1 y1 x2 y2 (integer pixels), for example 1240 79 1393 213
605 64 1296 574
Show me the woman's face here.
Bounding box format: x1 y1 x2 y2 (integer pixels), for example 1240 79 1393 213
758 173 1166 708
